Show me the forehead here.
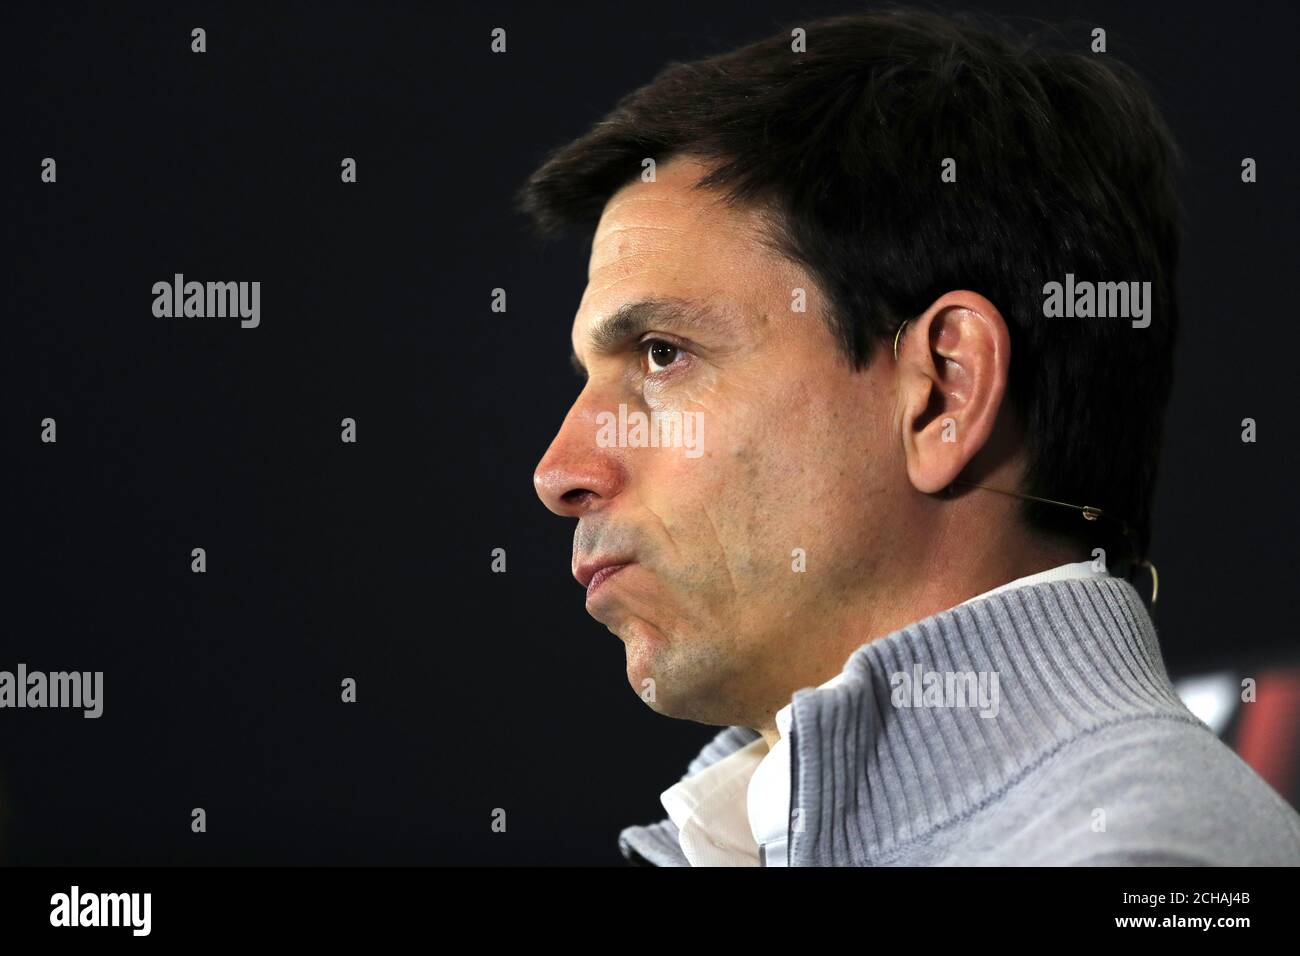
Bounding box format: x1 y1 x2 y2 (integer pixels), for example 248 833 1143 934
574 157 782 341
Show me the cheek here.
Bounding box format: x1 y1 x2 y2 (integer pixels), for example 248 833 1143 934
634 380 871 588
680 424 800 575
722 392 874 557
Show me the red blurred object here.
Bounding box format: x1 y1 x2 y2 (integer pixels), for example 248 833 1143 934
1232 668 1300 807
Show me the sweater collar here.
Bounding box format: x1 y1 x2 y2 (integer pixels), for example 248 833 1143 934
620 573 1192 865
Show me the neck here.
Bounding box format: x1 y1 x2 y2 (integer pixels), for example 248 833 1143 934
753 533 1085 750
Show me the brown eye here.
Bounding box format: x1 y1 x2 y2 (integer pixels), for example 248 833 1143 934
645 340 681 373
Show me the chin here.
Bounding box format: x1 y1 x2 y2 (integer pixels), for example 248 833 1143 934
619 619 671 702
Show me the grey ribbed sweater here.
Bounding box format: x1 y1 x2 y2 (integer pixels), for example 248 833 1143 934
619 575 1300 865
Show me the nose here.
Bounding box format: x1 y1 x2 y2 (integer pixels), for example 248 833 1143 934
534 395 624 518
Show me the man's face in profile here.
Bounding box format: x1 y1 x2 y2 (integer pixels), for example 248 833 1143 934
535 157 904 728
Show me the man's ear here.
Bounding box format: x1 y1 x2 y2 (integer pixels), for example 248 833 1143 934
894 291 1011 495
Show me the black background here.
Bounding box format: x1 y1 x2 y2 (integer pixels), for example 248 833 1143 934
3 0 1297 865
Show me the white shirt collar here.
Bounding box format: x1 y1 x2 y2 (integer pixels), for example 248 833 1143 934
659 559 1108 866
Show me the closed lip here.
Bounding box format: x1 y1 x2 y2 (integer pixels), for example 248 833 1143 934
574 558 633 592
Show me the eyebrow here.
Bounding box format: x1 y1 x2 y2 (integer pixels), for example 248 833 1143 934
569 298 735 378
